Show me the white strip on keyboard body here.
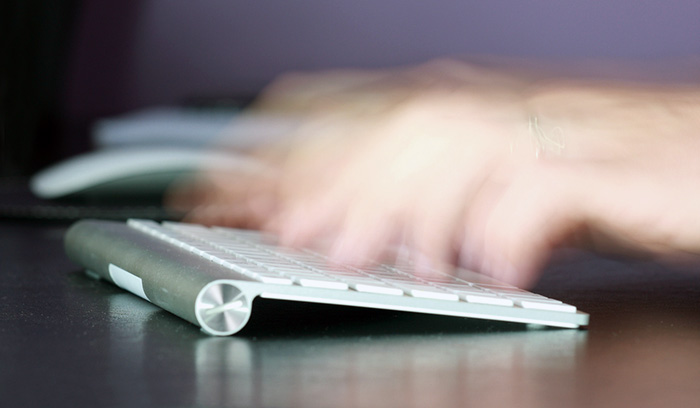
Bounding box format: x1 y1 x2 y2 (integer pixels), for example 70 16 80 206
126 219 587 330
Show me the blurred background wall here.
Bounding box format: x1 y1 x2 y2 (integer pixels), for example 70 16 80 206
4 0 700 175
66 0 700 117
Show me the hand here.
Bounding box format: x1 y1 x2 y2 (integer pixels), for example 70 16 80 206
174 59 531 230
176 60 700 287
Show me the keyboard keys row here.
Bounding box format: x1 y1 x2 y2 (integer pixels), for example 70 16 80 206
132 220 577 313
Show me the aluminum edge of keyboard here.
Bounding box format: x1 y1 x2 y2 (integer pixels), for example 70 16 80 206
193 279 589 336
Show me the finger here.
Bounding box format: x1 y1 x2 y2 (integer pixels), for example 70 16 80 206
458 173 508 274
478 161 586 288
327 201 398 266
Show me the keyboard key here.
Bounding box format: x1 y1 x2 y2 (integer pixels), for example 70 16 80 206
328 271 370 278
295 277 349 290
473 283 523 291
447 286 491 295
479 287 543 298
397 284 460 301
515 299 577 313
273 268 324 276
201 250 231 262
439 284 478 293
257 275 294 285
414 273 465 285
339 277 404 295
351 282 404 296
462 293 514 307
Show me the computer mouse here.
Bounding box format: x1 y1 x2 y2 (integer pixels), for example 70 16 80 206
30 147 265 203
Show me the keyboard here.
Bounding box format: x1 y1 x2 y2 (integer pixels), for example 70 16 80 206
64 219 589 335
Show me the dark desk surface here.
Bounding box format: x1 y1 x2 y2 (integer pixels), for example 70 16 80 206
3 220 700 408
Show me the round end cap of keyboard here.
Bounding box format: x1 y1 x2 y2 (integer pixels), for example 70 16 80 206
195 281 252 336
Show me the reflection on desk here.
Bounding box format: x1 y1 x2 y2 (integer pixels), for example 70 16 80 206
4 222 700 407
192 330 584 408
106 293 586 408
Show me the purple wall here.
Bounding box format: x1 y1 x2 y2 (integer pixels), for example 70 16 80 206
64 1 700 118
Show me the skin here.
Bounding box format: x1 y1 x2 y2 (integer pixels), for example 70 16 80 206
170 60 700 288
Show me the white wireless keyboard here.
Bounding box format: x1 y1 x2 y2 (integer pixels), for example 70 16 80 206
64 219 588 335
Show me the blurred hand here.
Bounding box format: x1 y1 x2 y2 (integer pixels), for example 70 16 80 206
173 60 700 287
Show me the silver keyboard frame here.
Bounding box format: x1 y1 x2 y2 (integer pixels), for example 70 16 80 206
64 219 589 336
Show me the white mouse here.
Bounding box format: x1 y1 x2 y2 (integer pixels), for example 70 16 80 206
30 147 265 201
